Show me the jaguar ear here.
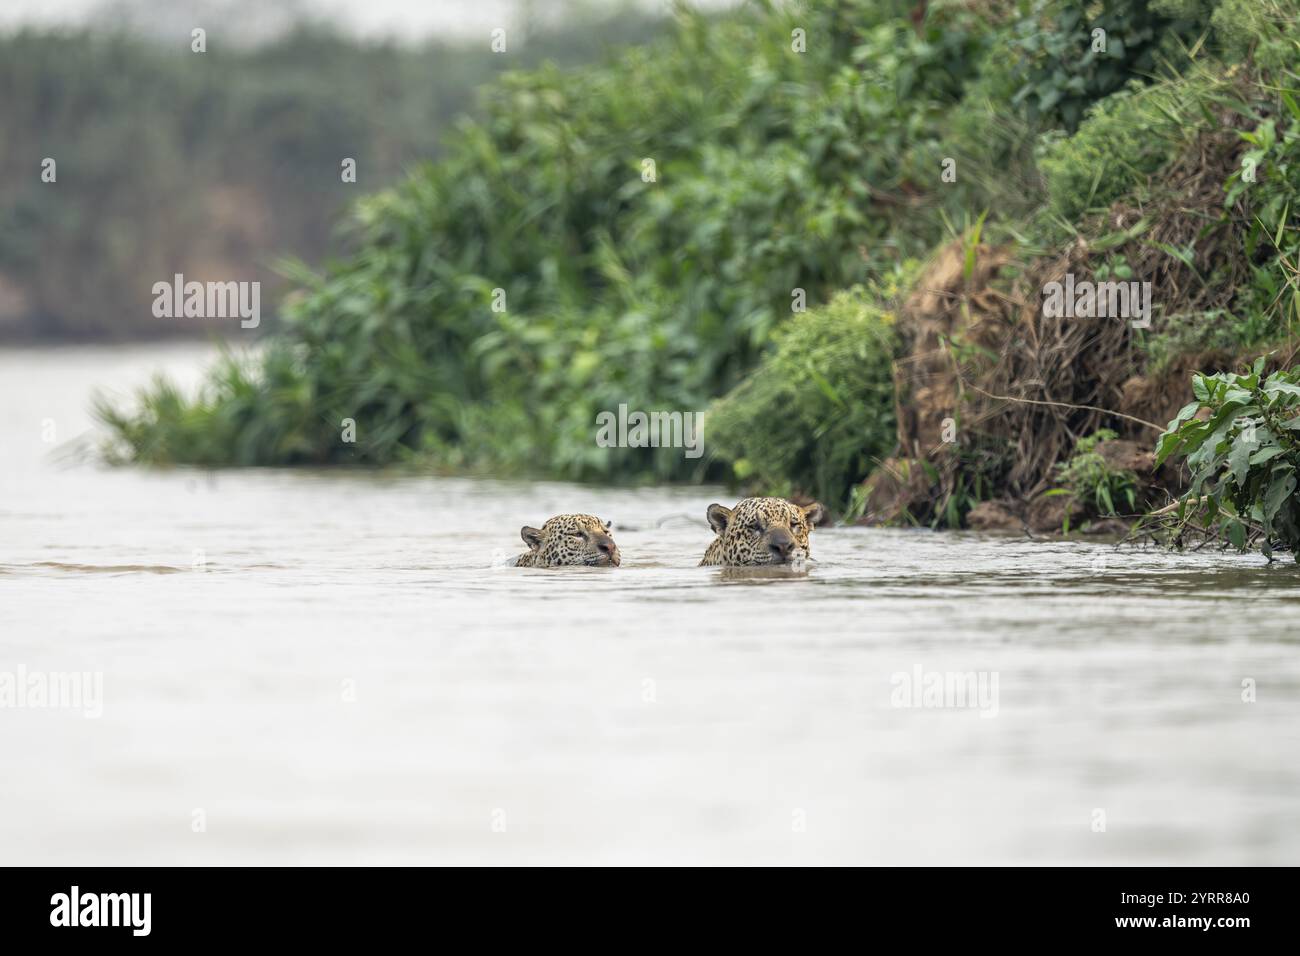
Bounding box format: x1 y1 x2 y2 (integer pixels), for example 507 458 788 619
706 503 733 534
521 526 543 549
801 502 825 526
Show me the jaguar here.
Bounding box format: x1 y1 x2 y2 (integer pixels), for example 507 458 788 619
700 497 824 566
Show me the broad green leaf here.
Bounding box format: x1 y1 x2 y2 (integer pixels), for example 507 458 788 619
1263 381 1300 401
1264 474 1297 523
1249 446 1286 466
1157 418 1209 466
1167 400 1201 430
1228 436 1253 486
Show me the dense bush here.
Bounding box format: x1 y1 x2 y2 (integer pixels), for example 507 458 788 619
96 0 1300 523
705 290 898 510
1104 84 1300 365
98 0 999 476
1010 0 1196 131
1032 2 1300 364
1035 71 1236 222
1152 0 1298 72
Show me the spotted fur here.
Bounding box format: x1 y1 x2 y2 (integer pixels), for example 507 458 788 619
514 514 621 568
699 497 824 567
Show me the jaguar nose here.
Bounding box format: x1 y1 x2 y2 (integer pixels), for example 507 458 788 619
768 531 794 561
596 536 620 565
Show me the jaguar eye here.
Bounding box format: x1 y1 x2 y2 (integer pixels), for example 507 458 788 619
749 521 763 533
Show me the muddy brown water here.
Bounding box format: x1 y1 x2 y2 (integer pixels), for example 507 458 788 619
1 345 1298 864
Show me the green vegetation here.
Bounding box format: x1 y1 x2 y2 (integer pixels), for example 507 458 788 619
1053 429 1138 517
706 290 898 510
1156 361 1300 559
1011 0 1197 131
1035 71 1231 223
1035 61 1300 338
95 0 1300 552
98 0 999 475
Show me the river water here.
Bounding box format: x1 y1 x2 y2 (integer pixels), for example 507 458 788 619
2 344 1299 865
